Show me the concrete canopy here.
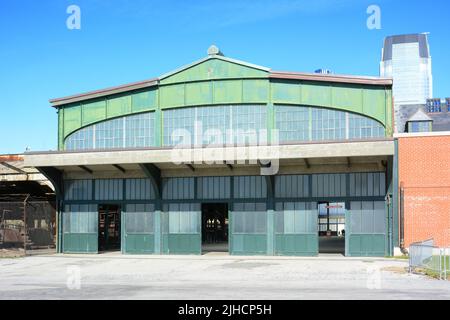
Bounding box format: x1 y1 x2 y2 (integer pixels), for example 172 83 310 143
24 140 394 178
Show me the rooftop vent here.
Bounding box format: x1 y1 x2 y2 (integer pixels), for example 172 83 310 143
207 45 224 56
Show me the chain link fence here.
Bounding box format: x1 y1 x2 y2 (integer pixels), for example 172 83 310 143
409 239 449 280
0 200 56 255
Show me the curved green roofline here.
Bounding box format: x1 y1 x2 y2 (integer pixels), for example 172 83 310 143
56 50 393 149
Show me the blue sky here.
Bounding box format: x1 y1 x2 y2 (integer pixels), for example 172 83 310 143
0 0 449 153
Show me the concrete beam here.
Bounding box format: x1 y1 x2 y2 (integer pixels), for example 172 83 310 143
112 164 126 173
0 162 27 175
0 173 48 182
64 170 146 180
161 163 385 177
24 140 395 168
37 167 63 195
78 165 93 174
304 158 311 168
139 163 162 198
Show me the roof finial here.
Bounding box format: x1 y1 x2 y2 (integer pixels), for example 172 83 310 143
207 45 223 56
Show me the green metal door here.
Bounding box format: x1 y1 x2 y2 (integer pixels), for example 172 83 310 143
62 204 98 253
123 204 155 254
274 202 318 256
230 203 267 255
346 201 387 257
165 203 201 255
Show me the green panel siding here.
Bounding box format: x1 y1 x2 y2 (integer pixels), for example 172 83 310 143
347 235 386 257
107 95 131 118
363 87 388 127
271 81 301 104
132 89 158 112
160 84 185 108
230 234 267 255
275 234 318 256
124 234 154 254
57 55 393 148
63 105 82 138
59 82 392 144
82 100 107 126
58 109 64 150
243 80 269 103
185 82 213 106
63 233 97 253
155 108 162 147
346 201 387 257
168 234 201 254
332 85 363 114
160 58 268 85
385 89 393 133
213 80 242 104
301 83 331 107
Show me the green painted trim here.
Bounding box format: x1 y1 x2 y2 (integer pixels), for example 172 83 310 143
155 108 162 147
228 206 232 254
58 75 392 143
120 205 125 254
266 210 274 255
267 103 274 143
57 203 63 253
167 234 201 255
123 233 155 254
275 234 318 256
57 108 64 150
393 139 399 247
154 210 161 254
159 57 269 85
62 233 98 253
346 234 387 257
230 234 268 255
59 174 391 256
308 107 313 140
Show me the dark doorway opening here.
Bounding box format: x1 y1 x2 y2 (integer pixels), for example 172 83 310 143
98 205 121 252
318 202 345 255
201 203 228 253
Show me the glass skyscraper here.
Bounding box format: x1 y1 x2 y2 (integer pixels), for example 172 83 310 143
380 33 433 132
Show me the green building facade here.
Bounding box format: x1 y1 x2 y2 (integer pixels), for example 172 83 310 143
26 46 395 257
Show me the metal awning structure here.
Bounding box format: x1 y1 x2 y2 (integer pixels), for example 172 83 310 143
0 155 55 194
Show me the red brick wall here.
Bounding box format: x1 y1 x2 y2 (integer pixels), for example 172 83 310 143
398 135 450 247
0 154 23 161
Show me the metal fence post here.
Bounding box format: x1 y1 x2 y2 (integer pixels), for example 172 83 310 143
445 248 448 280
23 194 30 256
408 247 412 273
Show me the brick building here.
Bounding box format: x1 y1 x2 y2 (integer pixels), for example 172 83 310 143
396 132 450 248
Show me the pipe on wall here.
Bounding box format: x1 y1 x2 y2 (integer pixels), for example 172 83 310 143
399 182 408 255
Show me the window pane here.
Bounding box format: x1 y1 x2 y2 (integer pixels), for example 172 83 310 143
373 201 386 234
275 202 316 234
167 203 199 234
65 111 156 151
125 204 154 234
163 105 267 147
233 203 266 234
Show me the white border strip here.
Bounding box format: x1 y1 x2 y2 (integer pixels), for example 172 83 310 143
394 131 450 138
